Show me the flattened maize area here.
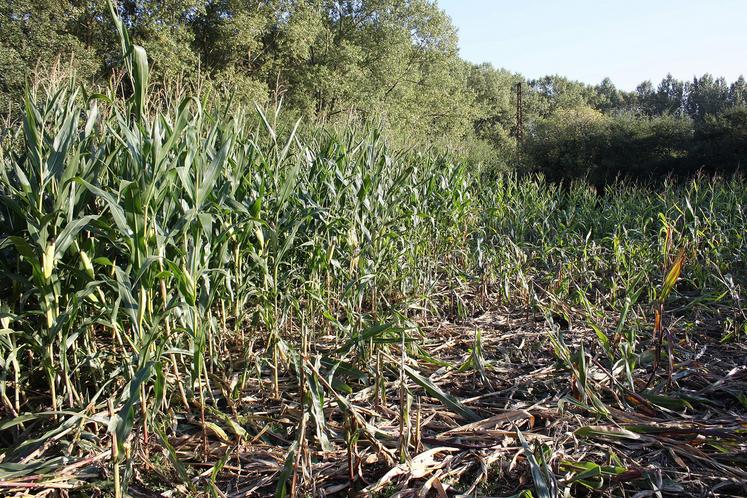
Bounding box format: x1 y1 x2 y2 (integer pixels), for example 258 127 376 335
0 14 746 498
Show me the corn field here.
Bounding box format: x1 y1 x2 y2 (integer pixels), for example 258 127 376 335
0 10 746 498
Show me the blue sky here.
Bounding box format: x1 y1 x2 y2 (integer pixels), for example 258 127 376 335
437 0 746 91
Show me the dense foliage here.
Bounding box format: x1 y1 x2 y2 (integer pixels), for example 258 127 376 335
0 9 745 495
2 1 746 182
1 67 745 498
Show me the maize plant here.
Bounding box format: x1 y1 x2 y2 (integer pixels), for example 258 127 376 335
0 4 745 497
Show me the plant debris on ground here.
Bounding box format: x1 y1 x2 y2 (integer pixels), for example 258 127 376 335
0 6 745 498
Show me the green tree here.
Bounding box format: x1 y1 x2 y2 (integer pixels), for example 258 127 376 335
529 75 596 117
654 74 685 115
634 80 656 115
685 74 729 121
728 75 747 107
694 106 747 172
0 1 100 109
593 77 625 113
524 106 611 182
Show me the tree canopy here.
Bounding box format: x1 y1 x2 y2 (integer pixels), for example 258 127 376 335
1 0 745 183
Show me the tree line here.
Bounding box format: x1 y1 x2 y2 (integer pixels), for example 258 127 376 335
2 0 745 184
519 73 747 185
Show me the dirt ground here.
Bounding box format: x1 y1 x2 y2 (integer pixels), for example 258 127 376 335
117 305 747 498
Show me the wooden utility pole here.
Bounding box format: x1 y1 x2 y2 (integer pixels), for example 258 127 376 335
515 82 524 143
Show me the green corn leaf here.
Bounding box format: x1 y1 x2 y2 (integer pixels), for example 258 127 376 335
403 365 479 422
114 361 155 455
516 428 558 498
76 178 133 237
54 215 99 258
131 45 149 120
274 440 298 498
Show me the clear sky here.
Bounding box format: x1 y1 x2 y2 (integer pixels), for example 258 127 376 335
437 0 746 91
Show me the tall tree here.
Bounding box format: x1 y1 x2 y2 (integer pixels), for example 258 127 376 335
0 1 100 107
654 73 685 115
529 75 595 117
728 75 747 107
686 74 729 121
593 77 625 113
635 80 656 115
